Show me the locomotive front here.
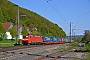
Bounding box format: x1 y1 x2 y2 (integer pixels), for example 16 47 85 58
22 35 29 45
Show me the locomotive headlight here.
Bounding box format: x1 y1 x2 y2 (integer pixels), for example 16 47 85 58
26 39 28 40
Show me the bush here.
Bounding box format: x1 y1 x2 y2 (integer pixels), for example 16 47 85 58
68 42 79 47
85 44 90 52
0 37 3 41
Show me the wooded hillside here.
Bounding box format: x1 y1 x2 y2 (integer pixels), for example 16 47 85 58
0 0 66 37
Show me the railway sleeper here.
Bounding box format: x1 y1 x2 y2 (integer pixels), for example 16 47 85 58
34 52 67 60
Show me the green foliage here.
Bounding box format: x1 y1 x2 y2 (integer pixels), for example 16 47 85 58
0 22 5 39
0 39 15 47
21 26 28 35
0 0 66 37
0 39 15 43
82 33 90 44
0 37 3 41
0 22 5 33
77 37 82 42
0 44 14 47
79 44 90 60
68 42 79 47
0 8 4 22
9 26 17 38
85 44 90 52
85 53 90 60
32 30 41 35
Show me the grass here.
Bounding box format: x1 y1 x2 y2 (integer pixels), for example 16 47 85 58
53 42 90 60
0 43 14 47
53 43 71 52
85 52 90 60
0 39 22 47
68 42 79 47
69 43 90 60
82 44 90 60
55 42 79 52
0 39 15 43
0 39 14 47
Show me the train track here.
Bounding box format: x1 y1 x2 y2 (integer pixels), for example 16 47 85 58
0 44 61 60
0 45 46 60
0 45 41 52
33 51 67 60
0 44 83 60
33 46 81 60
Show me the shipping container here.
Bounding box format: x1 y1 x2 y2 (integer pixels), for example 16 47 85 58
64 38 71 43
59 38 65 44
51 37 59 42
43 36 60 44
43 36 52 42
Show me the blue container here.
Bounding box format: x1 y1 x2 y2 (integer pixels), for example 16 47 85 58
43 36 52 42
51 37 60 42
43 36 60 42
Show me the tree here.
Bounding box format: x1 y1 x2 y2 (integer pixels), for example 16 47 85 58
82 33 90 44
9 26 17 38
21 26 28 35
32 30 41 35
0 22 5 33
77 37 82 42
0 8 4 22
0 0 66 37
0 22 5 40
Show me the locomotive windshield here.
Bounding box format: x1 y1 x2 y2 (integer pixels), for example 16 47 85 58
23 36 28 38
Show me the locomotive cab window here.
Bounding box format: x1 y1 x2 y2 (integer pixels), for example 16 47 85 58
23 36 28 38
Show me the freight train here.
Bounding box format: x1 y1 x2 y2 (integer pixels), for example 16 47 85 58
22 34 65 45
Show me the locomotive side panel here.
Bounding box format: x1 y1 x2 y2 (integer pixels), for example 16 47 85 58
22 34 43 45
30 35 43 45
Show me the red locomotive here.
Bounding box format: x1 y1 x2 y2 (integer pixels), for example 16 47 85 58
22 34 43 45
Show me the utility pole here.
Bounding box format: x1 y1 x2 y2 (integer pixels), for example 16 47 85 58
72 25 80 42
14 5 20 45
17 5 20 45
70 22 72 42
14 5 26 45
72 29 76 41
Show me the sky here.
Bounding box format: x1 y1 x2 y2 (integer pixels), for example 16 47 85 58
10 0 90 36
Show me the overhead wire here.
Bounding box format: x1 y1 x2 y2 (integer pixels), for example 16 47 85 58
46 0 71 36
48 0 90 27
46 0 90 35
71 10 90 33
74 11 90 28
46 0 69 24
51 1 67 20
46 0 90 24
69 11 90 20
